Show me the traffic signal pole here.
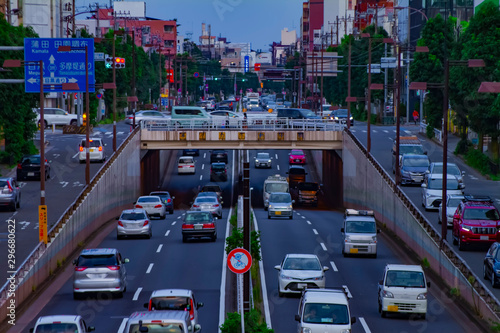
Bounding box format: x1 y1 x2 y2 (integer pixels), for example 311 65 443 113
112 33 117 152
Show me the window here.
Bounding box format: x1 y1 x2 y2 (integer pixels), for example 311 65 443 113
265 183 288 193
77 254 118 267
120 212 147 220
163 25 174 33
345 221 376 233
142 26 150 34
463 208 500 220
138 197 161 203
303 303 349 325
385 270 425 288
164 40 174 48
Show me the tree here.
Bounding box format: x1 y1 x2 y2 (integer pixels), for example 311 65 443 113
449 2 500 159
0 14 39 164
410 14 455 135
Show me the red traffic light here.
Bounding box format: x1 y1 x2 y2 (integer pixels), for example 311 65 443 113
115 57 125 63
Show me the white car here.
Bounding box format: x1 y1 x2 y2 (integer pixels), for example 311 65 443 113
177 156 196 174
78 138 106 163
134 196 166 219
274 253 329 296
438 194 464 226
254 152 272 168
35 108 80 128
421 174 464 210
267 192 294 219
30 315 95 333
208 110 243 128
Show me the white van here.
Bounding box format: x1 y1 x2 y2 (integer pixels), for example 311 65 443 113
341 209 380 258
263 174 289 210
378 264 430 319
171 106 211 127
123 311 201 333
295 288 356 333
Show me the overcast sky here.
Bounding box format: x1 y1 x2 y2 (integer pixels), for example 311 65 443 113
76 0 303 51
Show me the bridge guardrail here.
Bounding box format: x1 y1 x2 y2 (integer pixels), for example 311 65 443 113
345 129 500 321
141 118 345 132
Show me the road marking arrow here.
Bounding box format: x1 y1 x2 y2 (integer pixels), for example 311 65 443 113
19 221 30 230
60 181 69 188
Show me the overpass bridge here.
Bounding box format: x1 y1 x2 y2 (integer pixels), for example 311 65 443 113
140 118 345 150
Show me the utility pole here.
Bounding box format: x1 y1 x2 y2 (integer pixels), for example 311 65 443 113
320 37 324 115
336 16 340 45
243 160 250 313
347 37 352 130
395 44 402 184
406 8 411 123
112 32 117 152
367 37 372 154
132 30 136 126
384 42 388 117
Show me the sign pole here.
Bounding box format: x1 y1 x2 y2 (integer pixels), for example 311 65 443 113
85 45 90 185
112 34 117 152
243 160 250 313
39 59 48 245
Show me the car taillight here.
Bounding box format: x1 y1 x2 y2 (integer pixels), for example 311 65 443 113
151 320 162 323
79 147 84 152
118 221 124 227
143 220 149 226
182 224 194 229
167 198 171 203
210 168 212 172
213 204 220 207
192 204 199 208
107 266 120 270
98 146 103 151
189 165 194 168
154 204 163 208
75 267 87 271
52 321 62 324
7 182 13 192
17 163 22 169
203 223 215 228
224 169 227 173
135 205 143 208
189 300 195 320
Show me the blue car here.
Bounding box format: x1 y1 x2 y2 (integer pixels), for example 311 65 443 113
399 154 430 185
484 242 500 288
182 149 199 156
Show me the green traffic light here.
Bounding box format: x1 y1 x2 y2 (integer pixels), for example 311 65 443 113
105 63 112 69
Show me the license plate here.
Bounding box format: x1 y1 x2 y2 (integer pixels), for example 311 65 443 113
275 211 281 215
87 274 105 279
297 283 307 289
480 236 489 240
387 305 398 312
295 159 300 162
349 248 359 254
90 148 95 152
194 224 203 230
28 172 34 176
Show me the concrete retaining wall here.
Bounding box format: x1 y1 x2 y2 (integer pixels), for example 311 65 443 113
0 130 143 325
342 131 500 324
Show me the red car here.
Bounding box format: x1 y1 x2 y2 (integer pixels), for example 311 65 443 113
452 195 500 251
289 149 306 165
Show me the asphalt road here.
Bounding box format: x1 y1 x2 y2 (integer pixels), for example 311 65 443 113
0 122 132 284
350 122 500 301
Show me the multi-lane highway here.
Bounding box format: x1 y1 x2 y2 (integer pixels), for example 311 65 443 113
0 123 132 283
351 122 500 301
11 137 483 332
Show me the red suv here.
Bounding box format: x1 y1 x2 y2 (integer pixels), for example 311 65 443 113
452 195 500 251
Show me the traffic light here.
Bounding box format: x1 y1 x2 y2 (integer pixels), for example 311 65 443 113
254 63 261 71
105 55 113 69
115 57 126 69
214 77 219 81
82 113 87 127
260 82 264 88
166 69 174 83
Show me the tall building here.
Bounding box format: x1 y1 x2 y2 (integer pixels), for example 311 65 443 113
323 0 356 45
301 0 324 51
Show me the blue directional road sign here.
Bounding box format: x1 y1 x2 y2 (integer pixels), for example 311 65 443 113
244 55 249 73
24 38 95 93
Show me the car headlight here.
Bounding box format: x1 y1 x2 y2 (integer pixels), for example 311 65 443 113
345 235 351 242
372 235 377 243
312 275 324 281
269 204 273 209
425 192 432 197
334 116 339 120
281 274 293 280
267 160 271 163
417 293 427 300
289 204 293 209
382 290 394 298
301 328 312 333
461 225 471 231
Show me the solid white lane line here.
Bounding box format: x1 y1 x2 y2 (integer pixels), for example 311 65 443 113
342 285 353 298
171 221 176 225
247 150 249 162
312 229 318 235
275 153 278 159
202 164 205 170
320 243 327 251
132 287 142 301
146 263 154 274
156 244 163 253
117 318 128 333
277 165 280 171
165 230 170 236
199 175 203 181
359 317 371 333
306 221 311 225
330 261 338 272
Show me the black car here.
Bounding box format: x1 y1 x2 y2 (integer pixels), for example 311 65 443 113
17 155 51 180
149 191 175 214
210 163 227 182
182 211 217 242
182 149 200 156
210 150 228 163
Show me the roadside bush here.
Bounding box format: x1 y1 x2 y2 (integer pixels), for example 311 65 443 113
220 310 273 333
426 124 434 139
454 138 472 155
465 148 491 175
225 227 262 262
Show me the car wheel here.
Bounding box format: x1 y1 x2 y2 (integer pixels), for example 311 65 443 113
264 206 268 211
278 284 283 297
212 234 217 242
114 291 123 299
484 264 489 280
182 235 188 243
381 310 387 318
38 120 48 129
289 214 293 220
268 214 271 219
458 237 467 251
70 120 77 126
420 313 426 320
378 300 382 313
492 271 498 288
161 214 166 220
10 202 16 212
372 253 377 259
73 292 81 300
169 209 174 214
117 234 123 240
147 231 152 239
16 197 20 209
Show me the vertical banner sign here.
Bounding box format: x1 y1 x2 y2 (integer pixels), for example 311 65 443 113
244 55 249 73
39 205 48 244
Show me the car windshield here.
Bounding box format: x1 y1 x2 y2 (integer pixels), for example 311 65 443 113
300 110 316 117
291 150 304 156
195 197 217 203
22 156 40 164
150 296 189 311
78 254 117 267
128 323 184 333
298 183 319 191
463 208 500 220
269 193 291 203
400 145 425 155
185 213 211 223
403 157 429 167
385 270 425 288
303 303 349 325
179 158 193 164
257 153 270 159
427 178 459 190
283 258 321 270
81 140 102 148
345 221 376 233
35 323 78 332
121 212 147 220
265 183 289 193
431 164 461 176
448 198 463 207
202 186 221 193
138 197 160 203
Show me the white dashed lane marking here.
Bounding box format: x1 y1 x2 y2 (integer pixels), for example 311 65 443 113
165 230 170 236
359 317 371 333
118 318 128 333
156 244 163 253
320 243 327 251
342 285 353 298
202 164 205 170
330 261 338 272
146 263 154 274
312 229 318 235
171 221 176 226
132 287 143 301
306 221 311 225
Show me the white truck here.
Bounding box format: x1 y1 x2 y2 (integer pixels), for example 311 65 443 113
263 174 289 210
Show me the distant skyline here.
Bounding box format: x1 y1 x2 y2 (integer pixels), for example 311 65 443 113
76 0 304 51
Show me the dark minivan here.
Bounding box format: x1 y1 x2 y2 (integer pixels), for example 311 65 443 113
287 166 308 187
210 163 228 182
210 150 228 163
277 108 324 129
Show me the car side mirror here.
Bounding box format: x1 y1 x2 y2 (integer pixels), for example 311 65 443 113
144 302 149 308
292 200 295 204
460 184 465 190
341 227 344 232
274 265 281 271
194 324 202 333
295 314 301 322
115 217 119 220
139 326 148 333
172 196 175 199
286 172 289 174
72 259 78 265
421 184 427 188
461 171 466 176
425 170 430 174
379 280 383 285
351 317 357 324
323 266 329 271
427 282 431 288
124 258 130 263
377 229 381 234
88 327 95 332
197 302 204 308
133 202 136 205
424 151 428 155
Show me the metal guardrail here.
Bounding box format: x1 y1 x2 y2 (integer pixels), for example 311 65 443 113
346 129 500 317
141 118 345 132
419 122 443 144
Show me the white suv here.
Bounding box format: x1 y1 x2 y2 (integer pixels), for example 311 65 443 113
341 209 380 258
421 173 464 210
30 315 95 333
79 138 106 163
35 108 80 128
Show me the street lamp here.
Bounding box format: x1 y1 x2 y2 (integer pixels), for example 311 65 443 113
410 58 485 247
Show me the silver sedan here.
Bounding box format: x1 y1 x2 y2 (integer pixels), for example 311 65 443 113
125 110 167 125
116 209 152 239
191 196 222 218
254 152 272 168
267 192 294 219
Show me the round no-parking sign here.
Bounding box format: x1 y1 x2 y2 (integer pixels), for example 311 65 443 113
227 248 252 274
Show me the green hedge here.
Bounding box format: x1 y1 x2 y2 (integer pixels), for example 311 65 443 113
220 310 273 333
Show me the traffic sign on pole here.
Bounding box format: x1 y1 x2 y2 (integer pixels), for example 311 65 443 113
227 248 252 274
24 38 95 93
